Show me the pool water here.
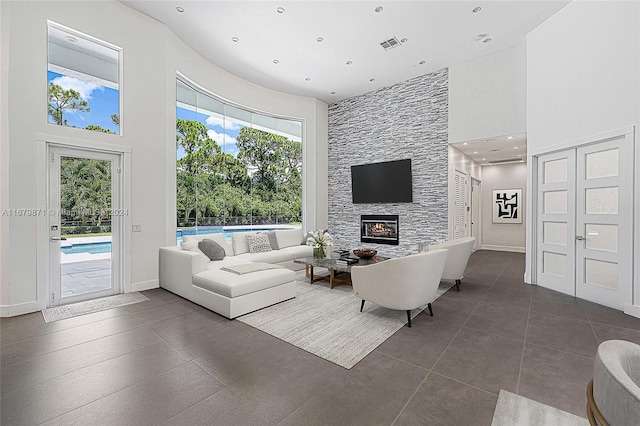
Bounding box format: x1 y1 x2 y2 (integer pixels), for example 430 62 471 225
61 242 112 255
61 226 296 255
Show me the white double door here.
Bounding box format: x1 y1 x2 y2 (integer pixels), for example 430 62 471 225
536 135 633 310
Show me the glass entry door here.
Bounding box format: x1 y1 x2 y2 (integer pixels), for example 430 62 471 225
48 146 122 306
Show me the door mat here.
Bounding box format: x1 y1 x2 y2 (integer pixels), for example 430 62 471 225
41 292 149 323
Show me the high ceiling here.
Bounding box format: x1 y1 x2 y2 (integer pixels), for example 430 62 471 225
121 1 569 104
451 132 527 165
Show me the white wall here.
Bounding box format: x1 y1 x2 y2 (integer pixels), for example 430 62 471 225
481 162 526 252
448 44 526 144
525 0 639 313
448 145 481 240
0 1 327 316
0 1 10 308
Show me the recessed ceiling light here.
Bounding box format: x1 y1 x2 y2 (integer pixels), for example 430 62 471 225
482 158 486 161
401 38 408 43
231 37 239 42
513 146 519 149
419 60 426 65
507 136 514 140
472 6 482 13
330 91 336 95
317 37 324 43
482 140 489 143
474 34 488 42
277 7 285 13
176 6 184 13
305 77 311 81
463 142 468 145
65 36 77 43
273 59 279 64
517 154 523 157
375 6 383 13
473 151 478 154
346 61 352 65
369 78 376 82
483 38 493 43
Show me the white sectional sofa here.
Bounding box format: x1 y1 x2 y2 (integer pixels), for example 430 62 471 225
159 228 312 319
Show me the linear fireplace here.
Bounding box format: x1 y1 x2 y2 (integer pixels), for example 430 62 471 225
360 215 399 245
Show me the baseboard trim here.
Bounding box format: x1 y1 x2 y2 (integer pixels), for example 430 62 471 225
624 303 640 319
0 300 40 317
480 244 526 253
132 279 159 292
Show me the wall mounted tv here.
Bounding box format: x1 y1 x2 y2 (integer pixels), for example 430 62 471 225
351 159 413 204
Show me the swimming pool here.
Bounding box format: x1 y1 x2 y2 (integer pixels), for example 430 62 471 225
61 242 112 255
61 226 296 255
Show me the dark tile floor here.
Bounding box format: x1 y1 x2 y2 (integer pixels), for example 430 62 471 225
2 250 640 425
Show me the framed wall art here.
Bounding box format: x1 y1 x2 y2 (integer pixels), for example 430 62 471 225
493 189 522 224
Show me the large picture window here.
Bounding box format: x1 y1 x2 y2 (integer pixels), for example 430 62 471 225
47 21 121 134
176 79 303 240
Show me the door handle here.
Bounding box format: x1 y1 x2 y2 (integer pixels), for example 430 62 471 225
576 235 585 241
51 236 67 241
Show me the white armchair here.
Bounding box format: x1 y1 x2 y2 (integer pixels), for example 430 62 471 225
428 237 475 291
350 249 449 327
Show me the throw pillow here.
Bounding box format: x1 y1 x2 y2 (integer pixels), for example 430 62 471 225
275 228 304 249
265 231 280 250
198 239 226 261
181 239 209 262
246 233 272 254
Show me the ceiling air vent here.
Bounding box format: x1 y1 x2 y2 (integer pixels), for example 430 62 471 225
380 37 402 51
488 158 526 165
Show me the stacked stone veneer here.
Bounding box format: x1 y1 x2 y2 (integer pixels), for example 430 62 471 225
327 68 449 257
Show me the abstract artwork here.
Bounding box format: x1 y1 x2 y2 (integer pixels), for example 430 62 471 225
493 189 522 224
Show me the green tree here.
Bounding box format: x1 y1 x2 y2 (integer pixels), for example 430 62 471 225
60 158 111 227
85 125 116 134
111 114 120 127
48 83 90 126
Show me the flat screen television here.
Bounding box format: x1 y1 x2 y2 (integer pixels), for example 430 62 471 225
351 159 413 204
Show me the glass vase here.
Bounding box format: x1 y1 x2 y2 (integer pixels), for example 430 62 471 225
313 245 326 259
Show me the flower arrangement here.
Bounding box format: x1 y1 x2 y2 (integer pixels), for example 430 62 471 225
306 229 334 258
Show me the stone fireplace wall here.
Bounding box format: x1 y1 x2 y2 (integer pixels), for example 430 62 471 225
327 68 449 257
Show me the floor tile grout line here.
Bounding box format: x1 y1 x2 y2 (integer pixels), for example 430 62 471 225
30 357 195 425
276 374 341 425
524 340 597 362
390 371 433 426
515 270 534 395
0 325 166 395
429 370 500 398
1 339 187 403
583 299 602 345
1 301 206 368
0 296 186 349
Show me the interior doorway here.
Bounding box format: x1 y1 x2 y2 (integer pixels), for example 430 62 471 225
470 178 481 251
48 145 123 306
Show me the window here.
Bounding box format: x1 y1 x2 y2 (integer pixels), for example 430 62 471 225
176 78 303 238
47 21 121 134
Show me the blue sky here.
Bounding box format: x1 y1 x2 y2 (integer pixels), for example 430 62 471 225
47 71 120 134
176 106 241 160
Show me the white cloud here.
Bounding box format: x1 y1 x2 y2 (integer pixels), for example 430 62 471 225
207 129 238 147
50 75 101 100
206 115 243 130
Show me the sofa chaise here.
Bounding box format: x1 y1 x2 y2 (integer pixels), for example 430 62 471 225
159 228 312 319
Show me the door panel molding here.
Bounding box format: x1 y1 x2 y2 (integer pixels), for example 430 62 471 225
532 128 636 314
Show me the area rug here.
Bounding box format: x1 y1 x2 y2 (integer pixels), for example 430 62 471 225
41 292 149 323
237 272 453 369
491 390 588 426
